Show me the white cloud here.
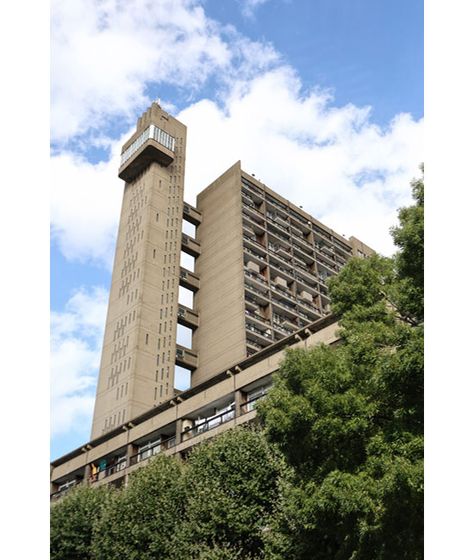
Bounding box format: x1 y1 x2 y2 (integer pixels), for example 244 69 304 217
239 0 271 19
51 0 279 142
51 287 108 436
51 67 422 267
50 133 128 268
178 67 423 255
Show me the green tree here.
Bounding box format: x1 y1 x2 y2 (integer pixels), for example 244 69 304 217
390 166 424 323
50 485 114 560
172 427 284 559
258 171 424 559
92 454 186 560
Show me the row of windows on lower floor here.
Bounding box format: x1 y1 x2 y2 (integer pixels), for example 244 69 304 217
51 384 270 500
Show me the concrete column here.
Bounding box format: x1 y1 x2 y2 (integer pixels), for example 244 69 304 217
84 463 92 486
175 418 183 445
126 443 136 465
234 389 245 418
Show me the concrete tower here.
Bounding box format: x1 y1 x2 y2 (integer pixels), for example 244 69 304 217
90 102 197 439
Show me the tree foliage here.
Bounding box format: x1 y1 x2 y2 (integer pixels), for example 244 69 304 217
50 485 114 560
51 428 283 559
172 427 284 559
258 169 424 559
92 454 186 560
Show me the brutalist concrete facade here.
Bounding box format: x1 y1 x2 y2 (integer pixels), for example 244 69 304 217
51 104 373 497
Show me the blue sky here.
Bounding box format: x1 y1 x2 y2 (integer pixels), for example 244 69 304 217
50 0 423 460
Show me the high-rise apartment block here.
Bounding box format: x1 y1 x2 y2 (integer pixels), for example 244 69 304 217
193 161 371 386
51 104 373 498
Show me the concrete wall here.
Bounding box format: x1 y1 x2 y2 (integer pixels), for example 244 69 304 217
192 162 247 385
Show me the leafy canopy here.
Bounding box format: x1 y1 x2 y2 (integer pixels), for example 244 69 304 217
172 427 285 559
258 168 424 560
50 485 114 560
92 454 186 560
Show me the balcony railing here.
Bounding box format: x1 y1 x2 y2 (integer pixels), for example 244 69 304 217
242 179 264 198
317 257 337 272
243 234 265 248
292 232 314 251
245 308 271 325
294 273 317 288
246 322 273 339
244 282 269 298
242 192 264 212
129 436 176 466
292 239 315 258
293 254 310 268
267 227 291 245
240 390 269 414
268 247 292 266
269 261 294 278
246 339 265 351
50 480 81 501
273 323 294 336
103 458 127 478
266 196 287 213
183 408 236 439
273 314 298 329
288 209 311 229
333 241 352 256
297 309 312 321
242 191 256 205
245 294 261 308
271 297 297 313
313 225 332 241
294 262 317 282
242 211 266 231
244 267 266 281
271 283 297 301
244 271 268 291
297 299 322 315
243 246 267 261
266 213 290 233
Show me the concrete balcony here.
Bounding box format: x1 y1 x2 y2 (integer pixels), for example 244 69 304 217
293 242 315 264
176 344 198 371
183 203 202 226
181 233 201 258
50 479 83 502
245 322 273 344
177 304 199 330
179 267 200 292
